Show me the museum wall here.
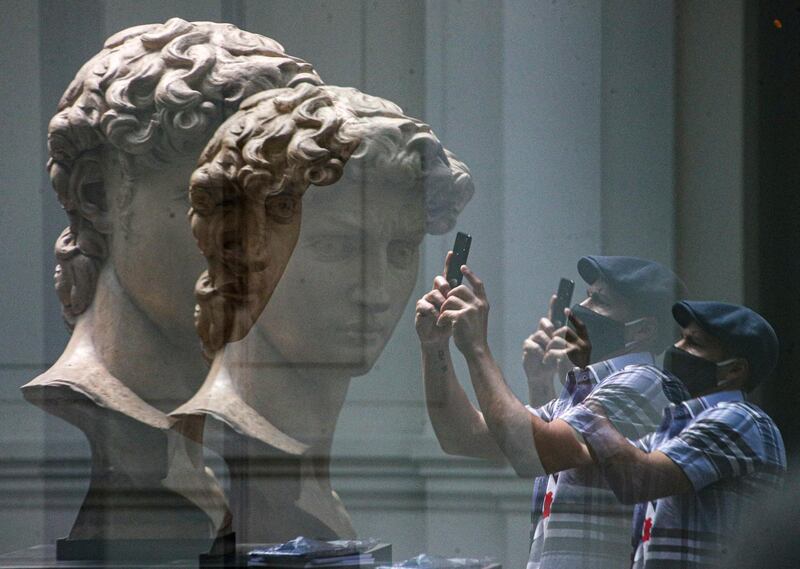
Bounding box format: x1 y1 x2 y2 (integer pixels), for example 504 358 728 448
0 0 47 552
0 1 752 566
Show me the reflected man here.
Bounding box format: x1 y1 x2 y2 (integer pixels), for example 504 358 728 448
571 301 786 568
417 256 688 568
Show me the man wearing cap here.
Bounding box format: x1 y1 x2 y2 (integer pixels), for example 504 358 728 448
567 301 786 568
416 255 688 569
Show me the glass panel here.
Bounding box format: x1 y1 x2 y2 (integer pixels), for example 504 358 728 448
0 2 796 568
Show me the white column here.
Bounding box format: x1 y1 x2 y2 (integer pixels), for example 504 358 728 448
501 0 603 391
601 0 676 267
675 0 746 302
419 0 506 434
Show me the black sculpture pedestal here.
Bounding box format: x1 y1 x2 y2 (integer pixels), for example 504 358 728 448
56 534 234 562
0 544 187 568
0 534 235 569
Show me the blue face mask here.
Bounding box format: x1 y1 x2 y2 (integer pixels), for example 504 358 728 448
569 304 626 364
663 346 737 397
570 304 653 364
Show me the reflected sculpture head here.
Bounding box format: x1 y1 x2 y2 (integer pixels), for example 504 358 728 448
189 84 368 354
254 87 475 376
47 17 321 343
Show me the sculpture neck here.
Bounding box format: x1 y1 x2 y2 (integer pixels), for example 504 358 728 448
88 265 207 412
216 333 352 458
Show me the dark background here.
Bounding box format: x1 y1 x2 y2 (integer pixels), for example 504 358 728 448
754 0 800 467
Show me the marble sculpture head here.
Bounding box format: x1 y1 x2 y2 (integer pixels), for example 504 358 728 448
188 83 367 355
47 17 321 352
189 85 475 372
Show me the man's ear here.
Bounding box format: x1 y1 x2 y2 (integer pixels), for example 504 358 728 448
718 358 750 390
71 155 112 234
626 316 657 344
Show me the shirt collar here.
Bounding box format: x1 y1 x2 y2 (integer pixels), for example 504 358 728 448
699 389 745 408
564 352 654 400
585 351 654 384
659 389 745 436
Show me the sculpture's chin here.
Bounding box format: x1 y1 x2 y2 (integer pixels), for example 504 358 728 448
348 362 377 379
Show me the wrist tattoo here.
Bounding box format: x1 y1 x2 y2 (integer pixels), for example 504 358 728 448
438 349 448 373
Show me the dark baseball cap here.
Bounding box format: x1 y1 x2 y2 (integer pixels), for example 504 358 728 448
578 255 688 350
672 300 779 389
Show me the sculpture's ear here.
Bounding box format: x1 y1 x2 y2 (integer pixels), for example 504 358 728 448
76 179 110 232
71 155 113 234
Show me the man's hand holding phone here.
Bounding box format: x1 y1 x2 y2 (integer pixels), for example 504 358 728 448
415 252 454 348
420 232 489 355
539 308 592 371
563 309 591 369
522 278 592 406
522 294 574 393
437 263 490 355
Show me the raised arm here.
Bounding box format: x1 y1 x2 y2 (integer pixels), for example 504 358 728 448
590 423 691 504
598 403 782 504
438 265 592 476
463 341 590 475
416 259 505 461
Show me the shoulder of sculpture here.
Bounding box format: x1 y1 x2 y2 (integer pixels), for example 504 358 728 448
171 377 307 457
21 353 171 431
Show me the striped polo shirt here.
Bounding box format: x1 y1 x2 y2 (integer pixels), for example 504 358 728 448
525 353 688 569
629 390 786 568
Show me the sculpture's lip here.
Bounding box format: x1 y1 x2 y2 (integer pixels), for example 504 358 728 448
339 323 389 346
340 321 387 334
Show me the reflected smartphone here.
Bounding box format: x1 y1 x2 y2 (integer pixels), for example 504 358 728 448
551 278 574 328
446 232 472 288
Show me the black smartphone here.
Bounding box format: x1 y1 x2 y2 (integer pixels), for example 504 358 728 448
446 232 472 288
551 278 575 328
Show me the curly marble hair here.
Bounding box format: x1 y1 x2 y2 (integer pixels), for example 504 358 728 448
47 18 321 326
191 85 475 354
190 84 361 353
319 87 474 235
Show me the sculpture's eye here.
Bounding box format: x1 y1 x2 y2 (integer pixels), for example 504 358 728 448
266 195 299 224
306 235 359 262
387 239 419 270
